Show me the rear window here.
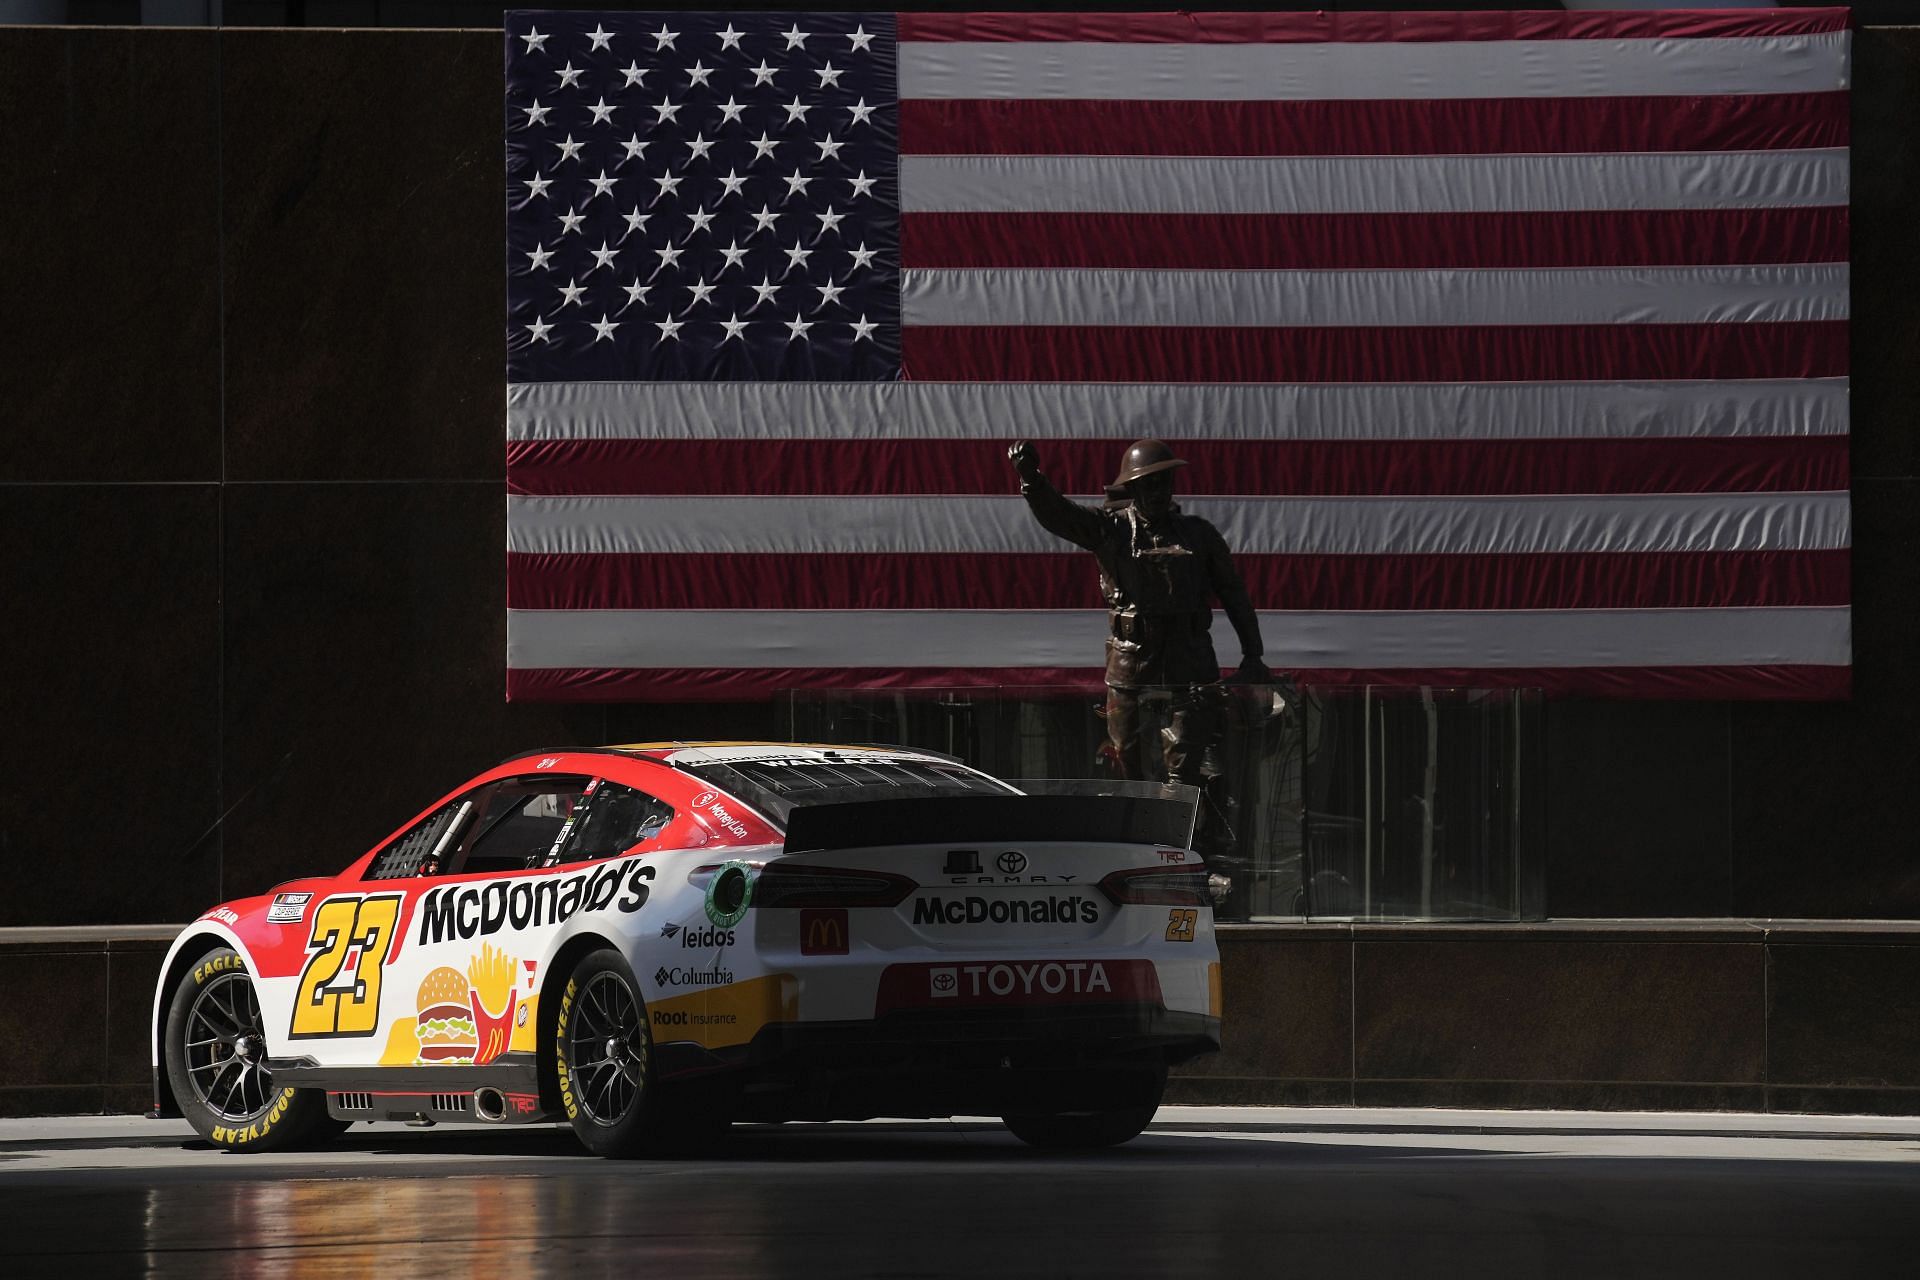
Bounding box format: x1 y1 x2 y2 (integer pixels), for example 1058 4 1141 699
683 757 1014 826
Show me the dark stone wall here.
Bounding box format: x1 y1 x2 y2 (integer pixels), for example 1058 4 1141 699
1 27 1916 926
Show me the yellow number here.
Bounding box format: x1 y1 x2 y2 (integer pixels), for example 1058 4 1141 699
289 895 402 1038
1165 908 1198 943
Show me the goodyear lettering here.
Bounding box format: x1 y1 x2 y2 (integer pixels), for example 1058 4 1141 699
911 895 1100 927
418 858 656 945
556 983 578 1118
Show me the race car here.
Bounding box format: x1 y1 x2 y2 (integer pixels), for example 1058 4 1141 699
153 743 1221 1156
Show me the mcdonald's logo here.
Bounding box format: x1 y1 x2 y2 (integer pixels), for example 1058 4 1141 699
799 907 849 955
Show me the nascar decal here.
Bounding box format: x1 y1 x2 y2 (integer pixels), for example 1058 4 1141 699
267 892 312 924
414 856 654 945
380 942 538 1066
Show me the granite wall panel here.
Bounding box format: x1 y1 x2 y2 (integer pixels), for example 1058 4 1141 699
0 485 223 927
1768 943 1920 1091
0 27 221 484
1542 702 1731 918
0 950 109 1116
1170 932 1352 1104
1352 940 1766 1092
218 482 604 899
219 29 505 483
1851 28 1920 482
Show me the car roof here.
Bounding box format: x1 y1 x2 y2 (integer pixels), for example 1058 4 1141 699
494 742 965 768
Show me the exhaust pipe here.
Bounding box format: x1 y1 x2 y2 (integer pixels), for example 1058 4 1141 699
473 1088 508 1122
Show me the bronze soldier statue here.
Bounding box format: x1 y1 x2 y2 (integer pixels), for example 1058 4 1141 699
1008 438 1271 860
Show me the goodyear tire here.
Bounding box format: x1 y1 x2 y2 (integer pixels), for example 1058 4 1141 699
1002 1064 1167 1150
555 949 681 1158
163 947 337 1152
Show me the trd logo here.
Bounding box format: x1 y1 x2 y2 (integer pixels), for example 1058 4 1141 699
800 907 849 955
651 1009 689 1027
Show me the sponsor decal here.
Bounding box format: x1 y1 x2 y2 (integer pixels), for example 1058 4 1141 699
380 941 533 1066
662 922 736 949
943 849 981 876
266 892 312 924
415 857 654 945
201 907 240 927
911 895 1100 927
878 959 1162 1013
651 1007 739 1030
995 851 1028 875
654 964 733 988
696 795 752 840
536 756 562 769
799 907 849 955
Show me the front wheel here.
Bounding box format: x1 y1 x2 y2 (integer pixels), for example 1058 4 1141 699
1002 1064 1167 1150
163 947 337 1151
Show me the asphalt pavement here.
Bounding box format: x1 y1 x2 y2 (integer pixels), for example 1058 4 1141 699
3 1107 1918 1278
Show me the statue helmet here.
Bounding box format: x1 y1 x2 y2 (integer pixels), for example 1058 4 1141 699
1112 438 1188 487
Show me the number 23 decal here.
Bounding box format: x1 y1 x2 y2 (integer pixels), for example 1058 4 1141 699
289 895 403 1038
1165 908 1198 942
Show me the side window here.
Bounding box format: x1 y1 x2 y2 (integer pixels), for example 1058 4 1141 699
365 795 479 881
554 781 674 866
452 776 594 876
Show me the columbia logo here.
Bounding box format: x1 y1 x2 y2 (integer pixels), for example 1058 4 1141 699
654 966 671 985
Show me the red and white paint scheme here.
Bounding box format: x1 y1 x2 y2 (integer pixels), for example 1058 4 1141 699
152 743 1219 1156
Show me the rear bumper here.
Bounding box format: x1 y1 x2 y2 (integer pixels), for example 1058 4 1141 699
654 1004 1219 1083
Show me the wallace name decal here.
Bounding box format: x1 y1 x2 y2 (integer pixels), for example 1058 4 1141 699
417 857 655 945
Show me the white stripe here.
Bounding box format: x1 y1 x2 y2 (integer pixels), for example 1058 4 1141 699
505 493 1850 557
900 265 1849 328
506 380 1850 443
507 607 1853 671
897 34 1850 101
898 151 1849 214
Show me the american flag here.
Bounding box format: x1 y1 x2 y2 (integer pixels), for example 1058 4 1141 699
505 8 1851 702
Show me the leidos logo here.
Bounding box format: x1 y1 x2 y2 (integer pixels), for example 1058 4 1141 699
911 895 1100 926
800 907 849 955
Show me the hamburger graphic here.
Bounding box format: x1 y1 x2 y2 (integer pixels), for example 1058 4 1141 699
415 966 478 1063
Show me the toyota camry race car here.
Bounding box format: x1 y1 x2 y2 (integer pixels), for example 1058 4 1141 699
154 743 1221 1156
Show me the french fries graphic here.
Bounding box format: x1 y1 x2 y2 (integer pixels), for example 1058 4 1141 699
466 943 520 1067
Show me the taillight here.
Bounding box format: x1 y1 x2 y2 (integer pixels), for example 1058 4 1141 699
751 862 919 908
1098 865 1210 907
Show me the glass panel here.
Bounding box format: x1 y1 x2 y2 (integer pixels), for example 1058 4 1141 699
784 684 1542 924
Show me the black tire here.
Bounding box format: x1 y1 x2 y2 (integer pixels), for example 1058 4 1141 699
163 947 338 1152
556 949 722 1158
1002 1065 1168 1150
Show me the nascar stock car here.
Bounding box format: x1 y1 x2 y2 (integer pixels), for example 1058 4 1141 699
154 743 1221 1156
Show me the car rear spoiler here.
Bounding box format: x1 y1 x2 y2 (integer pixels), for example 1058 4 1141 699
780 793 1198 855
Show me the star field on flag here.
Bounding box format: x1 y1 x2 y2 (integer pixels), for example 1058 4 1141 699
506 12 899 381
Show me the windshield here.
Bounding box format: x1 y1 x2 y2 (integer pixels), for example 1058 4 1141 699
681 757 1017 827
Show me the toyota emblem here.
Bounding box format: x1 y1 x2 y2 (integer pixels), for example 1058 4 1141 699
996 851 1028 875
932 972 956 991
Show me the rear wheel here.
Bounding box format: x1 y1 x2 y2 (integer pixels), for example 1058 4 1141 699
1002 1064 1167 1150
555 949 726 1157
163 947 338 1152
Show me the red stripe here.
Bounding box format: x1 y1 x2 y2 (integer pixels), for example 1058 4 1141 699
896 11 1852 44
900 323 1850 383
507 437 1850 499
901 210 1851 271
506 551 1851 613
900 94 1848 158
507 664 1852 703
